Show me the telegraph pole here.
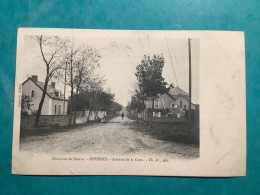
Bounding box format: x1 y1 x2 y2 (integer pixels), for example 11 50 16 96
188 38 192 124
63 61 67 117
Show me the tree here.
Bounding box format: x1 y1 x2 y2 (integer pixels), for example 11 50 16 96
21 95 33 115
56 41 102 125
62 41 79 125
109 102 123 114
130 94 146 113
33 35 67 127
72 47 101 124
135 54 173 110
69 87 121 120
82 75 105 122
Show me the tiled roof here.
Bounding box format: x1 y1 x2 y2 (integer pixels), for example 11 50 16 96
23 78 66 101
169 86 189 96
36 81 62 99
169 87 195 105
165 86 189 101
165 92 178 101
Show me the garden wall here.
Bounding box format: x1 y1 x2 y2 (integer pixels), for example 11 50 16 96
21 115 72 128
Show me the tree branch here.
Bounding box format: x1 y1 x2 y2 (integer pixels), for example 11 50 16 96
37 35 49 66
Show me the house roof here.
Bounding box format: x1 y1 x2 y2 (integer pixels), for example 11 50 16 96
175 95 195 105
164 86 189 101
22 78 68 101
164 86 197 106
165 92 178 101
169 86 189 96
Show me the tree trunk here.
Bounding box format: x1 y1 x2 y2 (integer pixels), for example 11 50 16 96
69 53 74 126
34 76 49 127
69 86 74 126
96 101 100 121
142 93 145 120
94 93 99 122
149 96 155 130
87 93 94 122
95 102 99 122
152 96 155 110
63 62 67 117
73 88 79 124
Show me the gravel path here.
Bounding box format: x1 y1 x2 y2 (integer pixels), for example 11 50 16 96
20 116 199 159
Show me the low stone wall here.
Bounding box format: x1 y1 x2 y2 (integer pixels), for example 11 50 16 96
21 115 72 128
75 110 107 124
146 117 187 123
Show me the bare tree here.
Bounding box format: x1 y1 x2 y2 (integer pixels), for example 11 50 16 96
59 40 79 125
82 75 105 122
34 35 67 127
72 47 101 124
57 41 102 125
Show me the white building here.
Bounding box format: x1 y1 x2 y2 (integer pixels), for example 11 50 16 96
22 75 68 115
145 86 197 118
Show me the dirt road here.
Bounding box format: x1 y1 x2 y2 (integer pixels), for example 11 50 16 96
20 116 199 159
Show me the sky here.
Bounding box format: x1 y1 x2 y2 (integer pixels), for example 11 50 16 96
22 31 200 107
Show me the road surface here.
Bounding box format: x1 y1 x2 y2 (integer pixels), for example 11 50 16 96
20 116 199 159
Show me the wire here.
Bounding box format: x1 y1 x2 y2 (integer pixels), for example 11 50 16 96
164 32 179 86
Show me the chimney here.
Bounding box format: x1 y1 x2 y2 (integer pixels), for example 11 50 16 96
31 75 38 83
51 82 55 88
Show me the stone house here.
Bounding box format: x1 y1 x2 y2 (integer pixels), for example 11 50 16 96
144 86 196 119
22 75 68 115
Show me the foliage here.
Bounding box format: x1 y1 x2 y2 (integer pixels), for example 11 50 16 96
128 95 146 113
134 54 173 110
35 35 68 81
109 102 123 114
21 95 33 110
53 39 102 124
31 35 119 125
58 44 102 91
68 90 122 114
21 95 34 115
32 35 68 127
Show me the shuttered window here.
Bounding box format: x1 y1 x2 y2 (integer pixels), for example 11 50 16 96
31 90 35 97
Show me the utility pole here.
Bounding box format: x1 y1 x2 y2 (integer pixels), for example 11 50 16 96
188 38 192 124
63 61 67 117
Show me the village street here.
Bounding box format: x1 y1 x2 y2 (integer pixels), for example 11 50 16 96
20 115 199 159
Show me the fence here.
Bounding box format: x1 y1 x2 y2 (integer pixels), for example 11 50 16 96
21 115 73 129
141 108 199 124
146 117 187 123
75 110 107 124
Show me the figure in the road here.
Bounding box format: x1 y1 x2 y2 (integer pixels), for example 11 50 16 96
121 112 124 120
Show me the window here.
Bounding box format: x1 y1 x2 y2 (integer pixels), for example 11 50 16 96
171 103 177 108
54 91 59 97
31 90 35 98
59 105 61 115
184 105 187 110
154 100 160 108
158 112 161 117
54 105 57 115
180 101 183 108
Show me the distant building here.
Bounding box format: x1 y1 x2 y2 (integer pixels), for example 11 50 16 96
144 86 197 118
22 75 68 115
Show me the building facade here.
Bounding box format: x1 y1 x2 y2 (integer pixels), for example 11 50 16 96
144 86 196 119
22 75 68 115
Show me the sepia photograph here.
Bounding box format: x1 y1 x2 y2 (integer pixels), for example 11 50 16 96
12 29 245 176
19 32 200 159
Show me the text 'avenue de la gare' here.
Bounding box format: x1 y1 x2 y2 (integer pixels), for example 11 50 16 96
52 156 169 162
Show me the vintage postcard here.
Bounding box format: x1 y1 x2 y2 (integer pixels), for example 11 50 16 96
12 28 246 176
